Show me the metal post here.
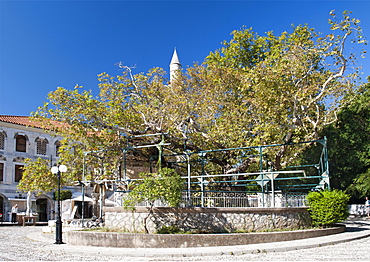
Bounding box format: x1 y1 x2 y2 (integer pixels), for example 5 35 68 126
99 184 103 219
200 153 205 207
201 179 205 207
271 173 275 207
123 149 127 181
55 170 63 244
259 146 265 207
81 182 85 227
81 156 85 227
324 136 330 190
51 164 67 245
186 153 191 207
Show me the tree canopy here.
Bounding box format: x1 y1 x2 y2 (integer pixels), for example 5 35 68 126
20 10 367 192
322 77 370 198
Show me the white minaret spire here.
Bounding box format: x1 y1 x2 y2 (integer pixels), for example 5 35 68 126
169 48 182 83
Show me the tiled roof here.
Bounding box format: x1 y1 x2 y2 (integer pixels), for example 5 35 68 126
0 115 60 129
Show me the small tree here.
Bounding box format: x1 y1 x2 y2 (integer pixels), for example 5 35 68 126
306 189 350 227
123 168 183 233
53 190 72 201
18 158 56 194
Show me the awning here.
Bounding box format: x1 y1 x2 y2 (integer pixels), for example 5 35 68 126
8 198 29 202
71 192 93 202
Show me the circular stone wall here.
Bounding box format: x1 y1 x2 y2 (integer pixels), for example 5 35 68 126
66 225 345 248
103 207 311 234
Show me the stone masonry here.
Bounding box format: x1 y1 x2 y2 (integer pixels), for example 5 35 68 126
103 207 311 234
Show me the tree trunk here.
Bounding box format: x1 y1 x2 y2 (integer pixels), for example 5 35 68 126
143 204 154 234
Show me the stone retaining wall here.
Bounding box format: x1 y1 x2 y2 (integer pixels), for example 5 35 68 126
103 207 311 234
66 225 344 248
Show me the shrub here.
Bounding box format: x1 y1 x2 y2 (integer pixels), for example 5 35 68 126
123 168 184 233
306 189 350 227
54 190 72 201
156 225 182 234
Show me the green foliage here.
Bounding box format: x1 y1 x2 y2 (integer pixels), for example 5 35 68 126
347 170 370 198
81 227 129 233
123 168 183 207
54 190 72 201
203 10 365 149
18 158 75 194
18 158 55 193
306 190 350 227
123 168 183 233
321 79 370 198
123 168 184 209
156 225 182 234
27 11 366 188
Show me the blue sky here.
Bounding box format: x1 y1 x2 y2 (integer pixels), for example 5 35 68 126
1 0 369 116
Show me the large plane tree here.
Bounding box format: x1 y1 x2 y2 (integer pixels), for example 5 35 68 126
19 10 367 192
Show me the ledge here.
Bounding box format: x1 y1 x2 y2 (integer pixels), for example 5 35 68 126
103 206 309 214
67 225 345 248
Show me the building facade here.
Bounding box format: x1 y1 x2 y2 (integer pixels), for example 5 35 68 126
0 115 62 222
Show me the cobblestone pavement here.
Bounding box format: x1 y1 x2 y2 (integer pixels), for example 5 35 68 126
182 237 370 261
0 224 370 261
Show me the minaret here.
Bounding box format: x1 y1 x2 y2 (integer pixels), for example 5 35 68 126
169 48 182 83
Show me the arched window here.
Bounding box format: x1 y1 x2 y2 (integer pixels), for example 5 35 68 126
0 154 5 182
55 141 61 157
15 164 24 182
0 131 5 150
16 135 27 152
0 163 4 182
36 138 48 155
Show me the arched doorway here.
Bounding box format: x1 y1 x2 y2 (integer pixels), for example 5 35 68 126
0 196 3 222
36 196 52 222
36 199 47 221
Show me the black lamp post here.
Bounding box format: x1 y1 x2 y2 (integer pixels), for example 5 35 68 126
51 164 67 245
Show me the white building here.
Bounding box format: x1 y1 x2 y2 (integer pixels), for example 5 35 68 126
0 115 62 222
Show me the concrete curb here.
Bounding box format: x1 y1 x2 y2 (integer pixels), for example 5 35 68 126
66 225 345 248
30 218 370 258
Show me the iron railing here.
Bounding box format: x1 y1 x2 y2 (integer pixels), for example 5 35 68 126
112 191 307 208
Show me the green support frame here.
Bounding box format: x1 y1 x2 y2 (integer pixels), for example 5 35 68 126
81 134 330 208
